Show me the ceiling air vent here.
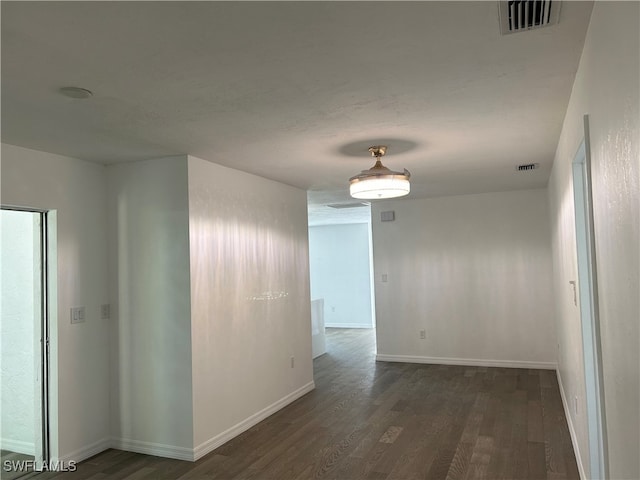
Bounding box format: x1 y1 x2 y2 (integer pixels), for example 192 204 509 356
499 1 561 35
517 163 540 171
327 202 370 209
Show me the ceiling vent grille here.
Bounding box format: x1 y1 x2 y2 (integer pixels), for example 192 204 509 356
499 1 561 35
327 202 370 209
516 163 540 171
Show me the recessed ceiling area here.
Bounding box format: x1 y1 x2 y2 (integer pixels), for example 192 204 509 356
1 1 593 210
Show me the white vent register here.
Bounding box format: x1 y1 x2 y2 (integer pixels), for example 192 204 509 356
499 0 561 35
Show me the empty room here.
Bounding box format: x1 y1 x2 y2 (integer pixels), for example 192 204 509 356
1 2 638 480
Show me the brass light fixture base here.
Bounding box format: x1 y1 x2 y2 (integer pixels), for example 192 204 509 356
368 145 387 157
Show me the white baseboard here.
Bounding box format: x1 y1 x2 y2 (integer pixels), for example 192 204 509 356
193 380 316 461
68 382 315 463
0 438 35 456
56 437 110 463
556 370 587 480
325 323 373 329
375 354 557 370
110 437 194 461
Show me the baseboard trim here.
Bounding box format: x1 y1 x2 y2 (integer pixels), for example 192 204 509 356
193 380 316 461
111 437 194 461
56 437 111 463
556 370 587 480
0 438 35 456
375 354 557 370
325 323 373 329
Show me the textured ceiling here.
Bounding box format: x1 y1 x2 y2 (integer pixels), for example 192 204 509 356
1 1 593 217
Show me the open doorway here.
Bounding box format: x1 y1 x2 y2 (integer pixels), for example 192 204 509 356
307 201 376 360
1 207 50 479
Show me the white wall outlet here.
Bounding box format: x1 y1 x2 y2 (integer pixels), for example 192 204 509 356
290 356 295 368
381 274 388 283
420 329 426 340
100 304 110 320
70 306 86 324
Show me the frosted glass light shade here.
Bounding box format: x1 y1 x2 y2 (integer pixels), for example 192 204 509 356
349 175 411 199
349 157 411 199
349 146 411 200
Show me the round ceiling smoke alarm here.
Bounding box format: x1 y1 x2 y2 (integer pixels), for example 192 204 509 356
59 86 93 99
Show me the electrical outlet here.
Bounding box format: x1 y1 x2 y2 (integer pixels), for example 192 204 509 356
100 304 110 320
420 330 426 340
290 356 295 368
70 306 86 324
381 274 388 283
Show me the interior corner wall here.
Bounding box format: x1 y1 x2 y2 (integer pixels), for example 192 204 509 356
0 143 110 461
106 156 194 458
187 155 313 456
308 223 373 328
372 189 556 368
548 2 639 479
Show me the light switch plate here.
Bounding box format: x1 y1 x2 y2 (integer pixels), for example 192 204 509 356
70 306 86 324
381 211 395 222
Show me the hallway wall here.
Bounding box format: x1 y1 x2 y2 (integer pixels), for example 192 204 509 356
548 2 640 478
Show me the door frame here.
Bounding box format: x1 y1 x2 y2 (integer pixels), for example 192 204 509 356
571 115 608 479
1 205 51 470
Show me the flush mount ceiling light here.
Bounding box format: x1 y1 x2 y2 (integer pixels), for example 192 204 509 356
349 146 411 200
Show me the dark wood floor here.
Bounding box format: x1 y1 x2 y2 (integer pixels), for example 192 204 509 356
1 450 35 480
39 328 579 479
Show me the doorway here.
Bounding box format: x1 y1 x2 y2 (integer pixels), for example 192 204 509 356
307 202 376 359
1 207 50 479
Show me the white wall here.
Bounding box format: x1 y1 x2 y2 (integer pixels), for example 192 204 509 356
2 146 314 462
1 143 110 461
187 156 313 458
107 156 194 458
0 210 36 455
372 189 556 368
548 3 639 478
308 223 373 328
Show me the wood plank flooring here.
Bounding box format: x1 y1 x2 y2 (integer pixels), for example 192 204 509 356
1 450 36 480
39 328 579 479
